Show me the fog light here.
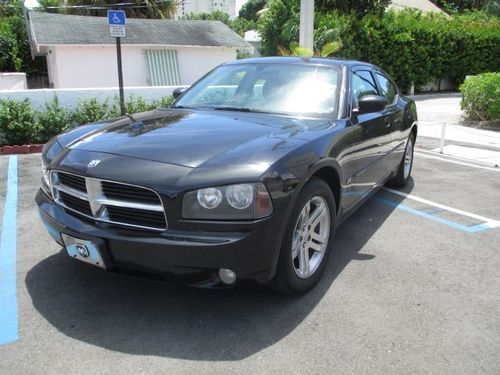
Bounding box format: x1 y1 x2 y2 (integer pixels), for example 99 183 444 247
218 268 236 285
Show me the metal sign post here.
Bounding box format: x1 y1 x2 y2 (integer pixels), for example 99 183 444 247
108 10 126 116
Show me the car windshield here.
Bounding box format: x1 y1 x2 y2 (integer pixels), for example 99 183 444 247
173 63 341 118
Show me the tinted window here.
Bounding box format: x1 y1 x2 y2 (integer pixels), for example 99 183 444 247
376 73 398 104
351 70 378 108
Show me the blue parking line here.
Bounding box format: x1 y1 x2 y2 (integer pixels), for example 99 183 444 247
0 156 18 345
374 196 490 233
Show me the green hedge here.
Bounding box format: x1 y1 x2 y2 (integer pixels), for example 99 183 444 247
0 94 174 146
460 72 500 121
259 6 500 92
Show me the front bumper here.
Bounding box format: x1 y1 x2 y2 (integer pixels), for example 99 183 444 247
36 189 285 285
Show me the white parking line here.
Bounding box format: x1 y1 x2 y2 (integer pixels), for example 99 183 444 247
383 187 500 229
414 151 500 172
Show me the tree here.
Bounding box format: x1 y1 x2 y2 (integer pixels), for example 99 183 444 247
0 0 47 76
258 0 391 55
278 40 342 57
315 0 390 16
239 0 267 21
180 11 256 37
180 10 231 23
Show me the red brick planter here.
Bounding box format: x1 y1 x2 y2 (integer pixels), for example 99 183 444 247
1 144 44 155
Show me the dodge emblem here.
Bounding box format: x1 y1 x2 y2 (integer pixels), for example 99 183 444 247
87 159 101 168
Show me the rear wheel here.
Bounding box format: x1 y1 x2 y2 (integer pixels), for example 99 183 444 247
271 178 336 295
387 132 415 188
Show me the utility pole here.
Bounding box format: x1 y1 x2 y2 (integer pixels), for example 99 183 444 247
299 0 314 51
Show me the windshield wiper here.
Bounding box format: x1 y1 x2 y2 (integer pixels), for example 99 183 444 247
211 107 289 116
211 106 254 112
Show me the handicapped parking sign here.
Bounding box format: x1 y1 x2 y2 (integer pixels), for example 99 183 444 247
108 10 126 38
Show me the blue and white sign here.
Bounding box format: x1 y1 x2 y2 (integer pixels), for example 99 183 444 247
108 10 126 38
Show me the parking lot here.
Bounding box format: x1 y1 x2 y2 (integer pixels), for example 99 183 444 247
0 138 499 374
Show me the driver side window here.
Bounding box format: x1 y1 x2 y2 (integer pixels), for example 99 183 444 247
351 70 378 109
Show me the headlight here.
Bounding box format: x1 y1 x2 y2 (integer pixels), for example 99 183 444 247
42 158 50 188
197 188 223 209
226 184 253 209
182 183 273 220
40 139 63 193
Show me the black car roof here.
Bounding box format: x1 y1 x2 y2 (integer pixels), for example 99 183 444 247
227 56 374 69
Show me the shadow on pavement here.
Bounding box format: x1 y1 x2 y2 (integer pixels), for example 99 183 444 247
25 185 409 360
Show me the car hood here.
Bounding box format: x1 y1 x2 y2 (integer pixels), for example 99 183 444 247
68 108 334 168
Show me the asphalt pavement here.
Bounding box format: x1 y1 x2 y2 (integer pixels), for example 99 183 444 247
0 150 499 374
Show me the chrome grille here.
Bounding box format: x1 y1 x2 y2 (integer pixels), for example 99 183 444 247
50 171 167 231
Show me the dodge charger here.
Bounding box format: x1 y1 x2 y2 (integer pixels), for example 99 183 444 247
36 57 417 294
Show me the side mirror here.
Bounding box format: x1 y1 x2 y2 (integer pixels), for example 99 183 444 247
356 95 388 114
172 87 187 99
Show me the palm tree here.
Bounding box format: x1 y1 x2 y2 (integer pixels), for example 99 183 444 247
278 40 343 58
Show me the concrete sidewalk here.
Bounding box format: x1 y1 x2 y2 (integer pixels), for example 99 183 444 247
412 94 500 165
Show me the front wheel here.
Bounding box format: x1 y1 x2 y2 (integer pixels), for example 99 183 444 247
271 178 336 295
387 132 415 188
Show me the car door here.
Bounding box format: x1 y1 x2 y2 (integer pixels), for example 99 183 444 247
343 68 392 209
374 71 405 173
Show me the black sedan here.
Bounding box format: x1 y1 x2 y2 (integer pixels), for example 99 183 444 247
37 57 417 294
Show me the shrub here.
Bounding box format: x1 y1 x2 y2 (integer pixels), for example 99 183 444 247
0 98 40 146
0 94 175 145
150 95 174 108
72 97 112 125
460 72 500 121
36 96 71 142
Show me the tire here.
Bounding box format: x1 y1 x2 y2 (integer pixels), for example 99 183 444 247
271 178 336 295
387 132 415 188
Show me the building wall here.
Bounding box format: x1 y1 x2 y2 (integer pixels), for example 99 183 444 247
46 45 236 89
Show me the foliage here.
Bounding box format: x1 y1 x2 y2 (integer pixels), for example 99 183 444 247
460 72 500 121
71 97 112 125
430 0 492 13
36 96 71 142
0 99 40 145
231 17 257 36
0 23 21 71
181 10 231 23
258 0 300 55
278 41 342 57
314 0 390 16
0 1 47 77
46 0 177 19
0 95 175 145
239 0 267 21
259 7 500 92
180 11 256 36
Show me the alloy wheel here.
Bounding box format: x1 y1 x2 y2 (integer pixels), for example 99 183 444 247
291 196 330 279
404 137 414 179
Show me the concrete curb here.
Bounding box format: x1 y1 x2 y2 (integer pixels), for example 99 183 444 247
409 92 462 101
1 144 44 155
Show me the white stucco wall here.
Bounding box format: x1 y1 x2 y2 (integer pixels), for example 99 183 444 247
0 73 27 90
0 86 185 110
44 45 236 89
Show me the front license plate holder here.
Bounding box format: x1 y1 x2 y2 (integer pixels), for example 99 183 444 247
61 233 107 269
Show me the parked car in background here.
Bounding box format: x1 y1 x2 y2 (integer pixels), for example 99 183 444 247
37 57 417 294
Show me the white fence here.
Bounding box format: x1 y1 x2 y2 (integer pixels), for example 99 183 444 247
0 86 186 110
